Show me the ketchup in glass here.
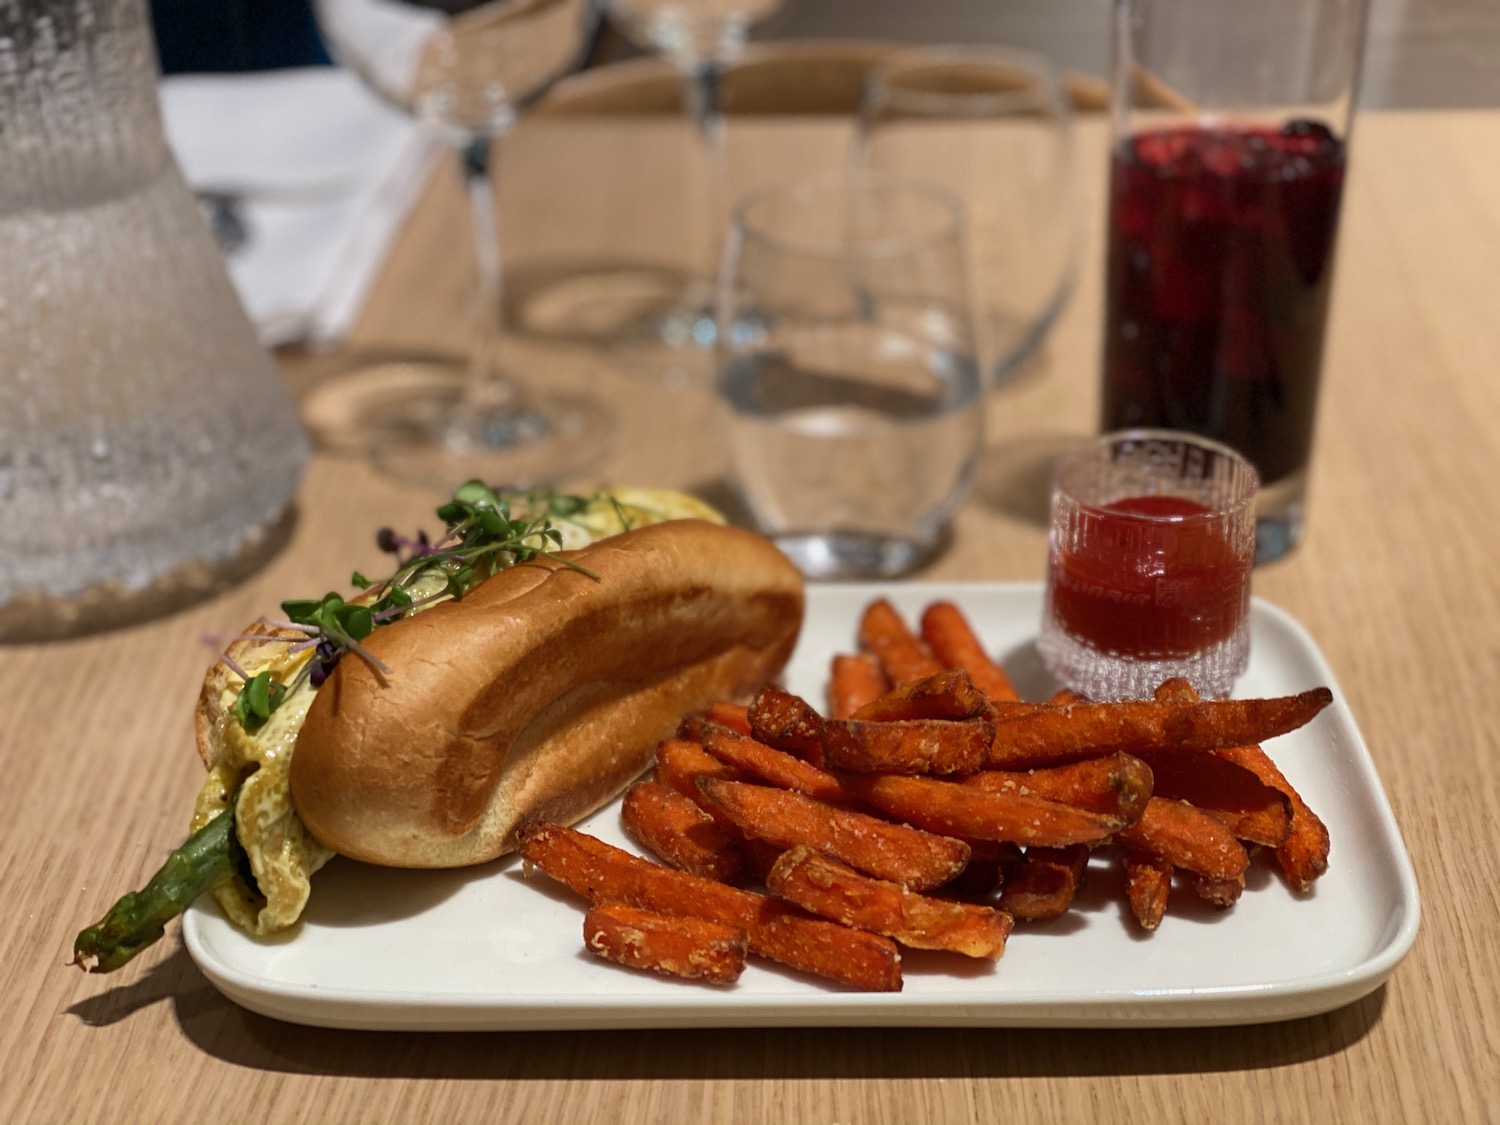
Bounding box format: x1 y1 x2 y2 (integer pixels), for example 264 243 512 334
1038 431 1259 700
1049 494 1250 659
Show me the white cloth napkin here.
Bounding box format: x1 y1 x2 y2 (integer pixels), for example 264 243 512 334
159 67 441 347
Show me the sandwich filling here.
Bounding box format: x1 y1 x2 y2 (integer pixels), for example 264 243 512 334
194 488 723 936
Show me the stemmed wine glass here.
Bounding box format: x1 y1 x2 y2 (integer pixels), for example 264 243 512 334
313 0 610 488
600 0 786 360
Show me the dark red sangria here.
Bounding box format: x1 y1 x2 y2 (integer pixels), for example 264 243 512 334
1100 122 1347 489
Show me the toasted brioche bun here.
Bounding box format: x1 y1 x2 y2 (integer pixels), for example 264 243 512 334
285 520 803 867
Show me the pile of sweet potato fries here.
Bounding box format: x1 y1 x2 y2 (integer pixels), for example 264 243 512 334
520 598 1333 992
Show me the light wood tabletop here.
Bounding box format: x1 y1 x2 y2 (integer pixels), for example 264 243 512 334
4 110 1498 1125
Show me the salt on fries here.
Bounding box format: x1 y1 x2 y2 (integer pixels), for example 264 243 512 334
521 599 1333 991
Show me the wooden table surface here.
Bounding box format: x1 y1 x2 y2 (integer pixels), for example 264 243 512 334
5 110 1498 1125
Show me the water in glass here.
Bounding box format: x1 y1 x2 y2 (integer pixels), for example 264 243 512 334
718 174 982 578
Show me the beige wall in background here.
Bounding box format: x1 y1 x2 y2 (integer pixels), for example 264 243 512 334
749 0 1500 109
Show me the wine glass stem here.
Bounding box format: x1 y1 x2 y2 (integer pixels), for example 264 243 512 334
681 60 728 281
457 134 519 419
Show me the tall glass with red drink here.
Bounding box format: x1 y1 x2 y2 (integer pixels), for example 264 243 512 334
1101 0 1370 562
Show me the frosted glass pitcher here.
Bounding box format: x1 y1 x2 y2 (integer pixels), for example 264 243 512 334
0 0 310 639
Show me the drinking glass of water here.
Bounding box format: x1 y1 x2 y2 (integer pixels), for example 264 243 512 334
716 172 983 578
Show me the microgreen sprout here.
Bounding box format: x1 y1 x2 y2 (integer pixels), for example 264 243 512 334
222 482 606 728
234 671 286 732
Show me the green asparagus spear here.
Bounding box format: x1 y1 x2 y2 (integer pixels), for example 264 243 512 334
73 798 247 973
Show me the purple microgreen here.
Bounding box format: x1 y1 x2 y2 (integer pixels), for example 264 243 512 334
340 635 391 679
259 616 319 636
309 638 342 687
215 649 252 683
222 482 600 729
372 588 446 623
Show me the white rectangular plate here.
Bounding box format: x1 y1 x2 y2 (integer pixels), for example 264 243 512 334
184 583 1420 1031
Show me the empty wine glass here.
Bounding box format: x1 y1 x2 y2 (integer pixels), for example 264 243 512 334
601 0 787 360
312 0 610 488
855 46 1076 387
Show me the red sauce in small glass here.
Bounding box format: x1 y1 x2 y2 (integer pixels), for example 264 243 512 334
1049 494 1251 659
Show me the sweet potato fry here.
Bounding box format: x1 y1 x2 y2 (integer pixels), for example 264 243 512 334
984 688 1335 768
767 846 1013 959
1124 849 1172 931
520 823 903 991
751 910 904 993
1138 749 1292 848
696 778 971 891
859 598 944 685
1153 679 1327 888
1115 797 1250 883
969 838 1027 870
989 700 1049 719
919 600 1020 702
965 752 1154 823
524 821 755 923
1153 678 1196 704
998 844 1091 921
942 839 1024 899
655 738 751 806
696 724 850 806
840 773 1127 847
583 902 747 984
1190 873 1245 909
820 716 995 776
1215 743 1330 892
851 668 992 723
829 653 889 720
740 838 785 885
704 701 753 737
621 781 744 883
747 683 826 765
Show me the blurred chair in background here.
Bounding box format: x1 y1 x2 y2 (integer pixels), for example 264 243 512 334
537 38 1110 116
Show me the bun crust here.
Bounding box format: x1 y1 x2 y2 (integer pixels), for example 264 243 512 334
287 521 804 867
